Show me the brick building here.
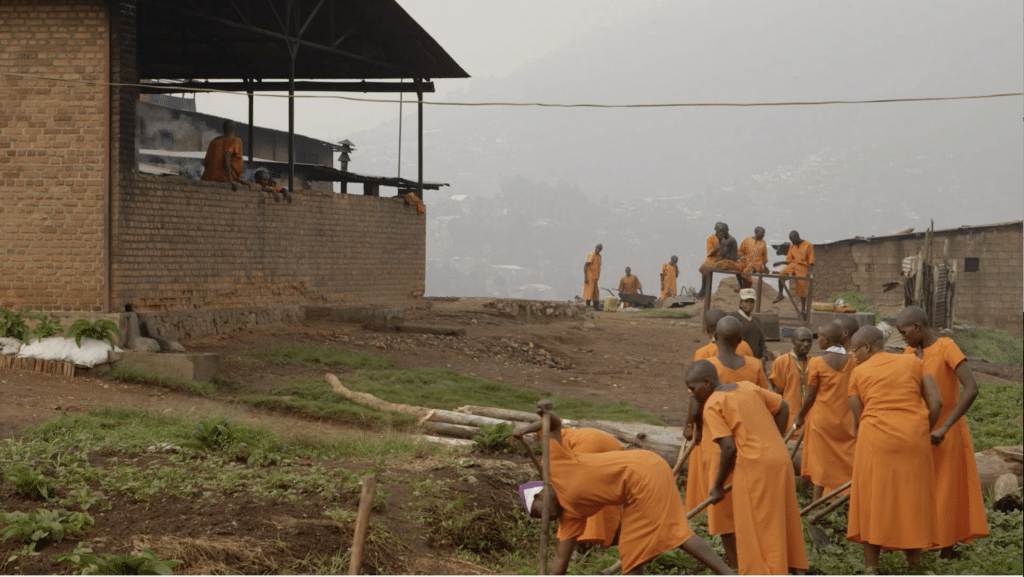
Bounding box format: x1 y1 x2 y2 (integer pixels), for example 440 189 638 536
2 0 466 338
812 221 1023 336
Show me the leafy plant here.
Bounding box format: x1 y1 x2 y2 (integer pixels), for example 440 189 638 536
28 313 64 340
182 417 233 452
3 463 57 501
0 308 32 343
0 508 94 549
56 543 182 575
65 318 121 349
471 422 518 454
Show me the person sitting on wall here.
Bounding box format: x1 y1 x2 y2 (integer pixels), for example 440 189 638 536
201 120 244 191
251 169 292 204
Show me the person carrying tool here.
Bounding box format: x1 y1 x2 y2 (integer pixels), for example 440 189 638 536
697 316 771 569
738 226 769 289
769 327 813 434
582 244 603 310
793 323 856 502
618 267 643 296
773 230 814 309
895 306 989 559
686 360 808 575
660 256 679 300
514 416 623 549
846 326 942 572
518 403 732 575
201 120 244 191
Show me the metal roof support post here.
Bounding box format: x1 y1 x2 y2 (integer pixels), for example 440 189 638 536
247 79 254 163
288 62 295 191
417 78 424 198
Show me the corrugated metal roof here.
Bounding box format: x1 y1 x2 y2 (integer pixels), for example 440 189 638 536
817 220 1022 248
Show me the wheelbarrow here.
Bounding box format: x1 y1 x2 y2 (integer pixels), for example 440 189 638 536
602 287 657 308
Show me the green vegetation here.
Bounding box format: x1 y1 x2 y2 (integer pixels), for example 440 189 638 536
3 464 56 501
107 365 217 397
0 308 32 343
827 291 879 322
471 423 524 455
968 382 1024 451
952 327 1023 366
245 379 418 430
635 308 694 319
254 345 397 369
64 318 120 349
28 313 63 340
55 543 182 575
0 509 94 550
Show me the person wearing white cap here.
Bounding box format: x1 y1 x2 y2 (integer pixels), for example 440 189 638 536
730 288 771 366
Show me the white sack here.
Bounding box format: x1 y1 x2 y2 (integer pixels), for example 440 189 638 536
17 336 123 367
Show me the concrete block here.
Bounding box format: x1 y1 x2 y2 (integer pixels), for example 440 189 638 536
114 351 220 383
808 311 875 332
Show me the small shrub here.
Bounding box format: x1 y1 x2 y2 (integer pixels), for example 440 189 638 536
471 423 520 454
28 313 64 340
65 318 121 349
0 508 94 549
0 308 32 343
56 543 182 575
3 464 57 501
182 418 233 452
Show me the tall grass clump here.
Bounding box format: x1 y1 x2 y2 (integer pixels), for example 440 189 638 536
952 327 1023 366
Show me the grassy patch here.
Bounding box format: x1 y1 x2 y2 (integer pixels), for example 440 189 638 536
107 365 217 397
952 327 1023 366
253 345 396 369
968 382 1023 451
340 368 663 425
634 308 694 319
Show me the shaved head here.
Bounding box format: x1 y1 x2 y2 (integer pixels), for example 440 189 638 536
704 309 727 332
896 306 929 328
715 316 743 346
818 323 842 343
686 359 718 384
851 326 885 349
793 327 813 340
835 316 860 342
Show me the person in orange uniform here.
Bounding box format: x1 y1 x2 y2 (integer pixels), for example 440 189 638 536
738 226 768 289
773 230 814 309
513 419 624 549
896 306 988 559
687 360 808 575
660 256 679 300
251 169 293 203
769 326 813 434
696 222 725 298
520 403 732 575
582 244 603 310
694 310 755 361
793 323 856 501
618 267 643 297
694 317 770 569
847 326 942 571
201 120 244 190
834 315 859 352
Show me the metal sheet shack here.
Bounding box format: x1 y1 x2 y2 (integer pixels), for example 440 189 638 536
812 221 1023 337
2 0 467 339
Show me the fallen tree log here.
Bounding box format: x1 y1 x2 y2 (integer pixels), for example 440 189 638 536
325 373 429 417
993 473 1021 513
418 409 510 428
576 420 683 465
976 446 1023 490
419 421 481 439
455 405 540 422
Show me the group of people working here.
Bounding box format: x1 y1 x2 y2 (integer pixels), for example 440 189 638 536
516 302 988 574
583 222 816 311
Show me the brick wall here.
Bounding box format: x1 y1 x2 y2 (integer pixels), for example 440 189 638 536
0 0 109 312
815 223 1023 336
110 176 426 312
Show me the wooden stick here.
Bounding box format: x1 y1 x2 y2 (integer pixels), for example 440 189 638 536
808 492 851 525
347 475 377 575
783 424 797 443
539 413 552 575
671 438 696 477
800 481 852 516
788 427 805 461
516 435 543 475
686 483 732 519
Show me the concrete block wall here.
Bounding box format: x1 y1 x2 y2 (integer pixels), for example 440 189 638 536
0 0 110 312
110 176 426 313
815 223 1023 336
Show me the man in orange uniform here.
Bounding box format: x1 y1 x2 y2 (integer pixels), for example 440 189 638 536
521 404 732 575
660 256 679 300
692 317 769 569
896 306 988 559
793 323 856 501
847 326 942 571
773 230 814 309
201 120 244 190
769 326 813 434
251 169 293 203
737 226 768 289
696 223 725 298
582 244 603 310
687 360 808 575
514 418 624 549
834 315 859 352
694 309 755 361
618 267 643 297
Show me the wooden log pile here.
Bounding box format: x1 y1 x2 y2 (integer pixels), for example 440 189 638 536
0 355 76 376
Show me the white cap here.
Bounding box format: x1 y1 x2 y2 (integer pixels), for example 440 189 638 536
739 288 757 300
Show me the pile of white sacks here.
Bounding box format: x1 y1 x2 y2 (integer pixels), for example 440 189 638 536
0 336 122 368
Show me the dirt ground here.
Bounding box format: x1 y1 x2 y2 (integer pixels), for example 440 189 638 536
1 284 1021 574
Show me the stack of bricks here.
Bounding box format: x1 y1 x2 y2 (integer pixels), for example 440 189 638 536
1 0 110 312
